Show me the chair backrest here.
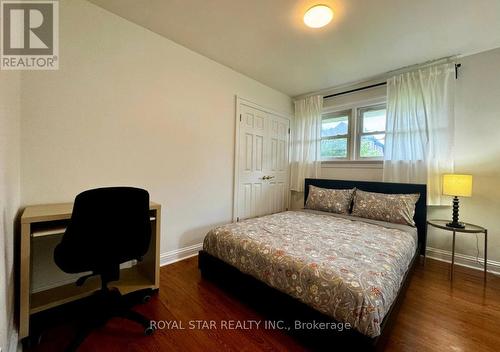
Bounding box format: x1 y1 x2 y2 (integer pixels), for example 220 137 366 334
56 187 151 273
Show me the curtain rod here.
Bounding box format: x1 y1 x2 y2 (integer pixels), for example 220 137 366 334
323 82 387 99
323 63 462 100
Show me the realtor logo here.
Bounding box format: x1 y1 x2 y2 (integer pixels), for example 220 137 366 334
1 0 59 70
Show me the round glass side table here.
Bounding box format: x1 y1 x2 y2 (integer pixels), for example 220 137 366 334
427 220 487 282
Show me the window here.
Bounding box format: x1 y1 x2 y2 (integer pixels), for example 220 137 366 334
357 105 386 159
320 103 386 161
320 110 351 159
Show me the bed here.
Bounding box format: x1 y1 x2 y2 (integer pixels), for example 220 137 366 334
199 179 427 350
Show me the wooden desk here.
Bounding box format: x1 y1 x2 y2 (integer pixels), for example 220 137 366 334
19 202 161 340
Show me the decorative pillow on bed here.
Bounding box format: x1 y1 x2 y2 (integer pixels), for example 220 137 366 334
305 185 355 214
351 190 420 226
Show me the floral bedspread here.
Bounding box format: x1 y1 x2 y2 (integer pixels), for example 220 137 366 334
203 210 417 337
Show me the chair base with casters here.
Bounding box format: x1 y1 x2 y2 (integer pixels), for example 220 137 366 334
65 286 155 352
23 287 157 350
56 260 155 351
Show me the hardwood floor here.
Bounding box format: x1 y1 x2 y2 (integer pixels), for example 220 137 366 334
27 257 500 352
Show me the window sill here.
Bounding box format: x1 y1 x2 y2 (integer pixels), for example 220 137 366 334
321 160 383 169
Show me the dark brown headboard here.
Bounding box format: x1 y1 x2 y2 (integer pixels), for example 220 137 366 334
304 178 427 256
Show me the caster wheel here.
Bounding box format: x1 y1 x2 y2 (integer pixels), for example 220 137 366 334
142 295 151 303
144 326 155 336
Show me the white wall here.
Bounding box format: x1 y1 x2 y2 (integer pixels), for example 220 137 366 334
293 48 500 264
0 70 21 351
20 0 292 262
427 48 500 262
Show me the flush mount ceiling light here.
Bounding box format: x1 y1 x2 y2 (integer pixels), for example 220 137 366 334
304 4 333 28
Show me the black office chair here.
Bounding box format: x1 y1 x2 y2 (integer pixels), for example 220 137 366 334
54 187 155 351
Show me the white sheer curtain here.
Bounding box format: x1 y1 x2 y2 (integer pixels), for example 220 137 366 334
383 63 456 205
290 95 322 192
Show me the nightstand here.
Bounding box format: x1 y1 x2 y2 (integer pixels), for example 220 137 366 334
427 220 487 282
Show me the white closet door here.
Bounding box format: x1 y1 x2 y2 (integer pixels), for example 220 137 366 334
266 115 290 215
235 102 290 221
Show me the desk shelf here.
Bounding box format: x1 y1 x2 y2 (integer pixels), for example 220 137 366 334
30 266 155 314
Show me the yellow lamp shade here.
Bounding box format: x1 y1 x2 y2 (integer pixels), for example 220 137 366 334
442 174 473 197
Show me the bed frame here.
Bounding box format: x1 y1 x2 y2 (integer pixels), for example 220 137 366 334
198 179 427 351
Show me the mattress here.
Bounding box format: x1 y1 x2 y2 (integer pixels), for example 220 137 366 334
202 210 417 337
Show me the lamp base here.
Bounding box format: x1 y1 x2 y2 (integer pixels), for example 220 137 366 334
447 196 465 229
446 221 465 229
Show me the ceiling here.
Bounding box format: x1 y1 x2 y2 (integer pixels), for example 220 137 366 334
88 0 500 97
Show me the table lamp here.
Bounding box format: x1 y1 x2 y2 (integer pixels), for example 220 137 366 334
442 174 473 228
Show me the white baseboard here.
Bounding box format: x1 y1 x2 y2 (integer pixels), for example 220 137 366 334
426 247 500 275
31 245 496 296
160 243 203 266
31 247 202 294
158 244 500 274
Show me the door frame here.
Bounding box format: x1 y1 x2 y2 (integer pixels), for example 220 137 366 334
233 96 292 222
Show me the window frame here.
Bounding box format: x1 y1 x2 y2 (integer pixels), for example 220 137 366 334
320 99 387 163
320 109 352 161
356 104 387 161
